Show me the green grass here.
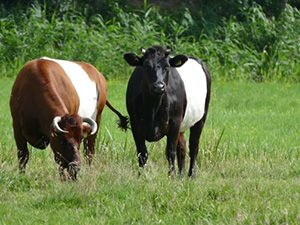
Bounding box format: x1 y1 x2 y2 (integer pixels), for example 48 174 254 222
0 77 300 224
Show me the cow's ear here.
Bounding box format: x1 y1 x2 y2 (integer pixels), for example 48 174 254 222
169 55 188 67
124 53 142 66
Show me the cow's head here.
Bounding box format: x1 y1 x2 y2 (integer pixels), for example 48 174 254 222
50 114 97 180
124 46 188 96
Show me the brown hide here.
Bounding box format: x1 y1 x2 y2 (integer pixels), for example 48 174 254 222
10 58 108 180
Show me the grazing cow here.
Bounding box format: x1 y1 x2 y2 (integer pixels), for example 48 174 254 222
10 57 128 180
124 46 211 177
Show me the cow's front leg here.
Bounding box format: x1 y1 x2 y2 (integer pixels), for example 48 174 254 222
13 126 29 174
83 116 101 166
136 139 148 168
131 125 148 168
54 153 68 181
83 135 96 166
166 122 180 176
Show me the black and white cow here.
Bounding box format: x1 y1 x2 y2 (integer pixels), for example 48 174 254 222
124 46 211 177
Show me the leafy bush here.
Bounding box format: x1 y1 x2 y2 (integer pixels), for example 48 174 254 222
0 2 299 81
198 4 300 81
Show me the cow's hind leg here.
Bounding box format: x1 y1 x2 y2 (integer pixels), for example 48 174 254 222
13 126 29 173
176 132 186 176
188 118 206 178
166 121 181 176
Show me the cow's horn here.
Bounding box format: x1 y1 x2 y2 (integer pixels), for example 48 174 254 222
166 48 172 54
141 48 146 53
83 117 98 135
52 116 69 134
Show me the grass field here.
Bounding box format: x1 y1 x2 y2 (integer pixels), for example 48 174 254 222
0 77 299 224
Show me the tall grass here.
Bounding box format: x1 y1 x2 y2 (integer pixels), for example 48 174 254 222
208 4 300 81
0 3 299 81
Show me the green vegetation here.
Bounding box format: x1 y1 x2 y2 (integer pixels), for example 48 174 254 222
0 1 300 224
1 79 300 224
0 2 299 81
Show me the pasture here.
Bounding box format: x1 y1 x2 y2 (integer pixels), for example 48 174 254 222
0 77 299 224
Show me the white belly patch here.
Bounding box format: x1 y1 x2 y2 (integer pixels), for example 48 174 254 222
42 57 98 120
176 58 207 132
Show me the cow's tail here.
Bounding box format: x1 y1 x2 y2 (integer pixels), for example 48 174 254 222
106 100 129 131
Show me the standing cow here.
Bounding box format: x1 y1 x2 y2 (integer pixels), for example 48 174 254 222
124 46 211 177
10 57 128 180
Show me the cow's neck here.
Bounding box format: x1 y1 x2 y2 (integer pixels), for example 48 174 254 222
143 93 168 124
140 92 168 140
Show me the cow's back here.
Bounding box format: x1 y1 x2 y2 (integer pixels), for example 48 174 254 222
176 58 207 131
41 57 101 120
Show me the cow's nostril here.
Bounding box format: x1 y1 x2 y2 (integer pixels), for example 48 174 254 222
152 82 165 94
156 82 164 89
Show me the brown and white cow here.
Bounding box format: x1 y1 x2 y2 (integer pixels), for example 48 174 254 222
10 57 128 180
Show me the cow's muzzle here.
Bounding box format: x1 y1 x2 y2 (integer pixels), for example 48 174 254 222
151 82 166 95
